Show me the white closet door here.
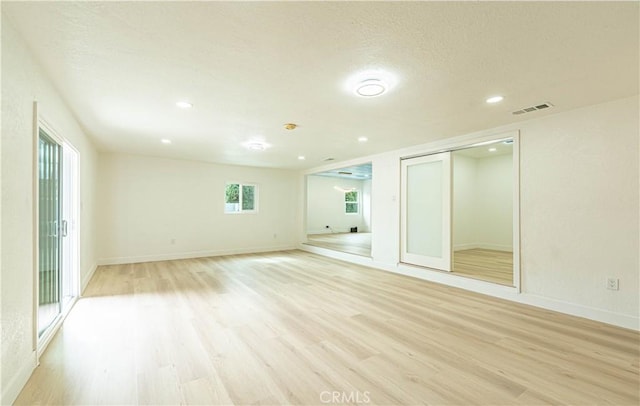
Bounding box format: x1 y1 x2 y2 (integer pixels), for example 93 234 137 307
401 152 451 271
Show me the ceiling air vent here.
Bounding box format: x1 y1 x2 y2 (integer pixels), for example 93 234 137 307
512 102 554 115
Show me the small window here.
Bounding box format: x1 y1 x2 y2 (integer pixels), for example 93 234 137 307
345 190 359 214
225 183 257 213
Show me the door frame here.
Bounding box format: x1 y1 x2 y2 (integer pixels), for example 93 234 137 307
32 102 81 358
398 130 521 291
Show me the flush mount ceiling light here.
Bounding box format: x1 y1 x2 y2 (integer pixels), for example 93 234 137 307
356 79 387 97
298 155 305 160
345 69 397 98
358 136 368 142
176 101 193 109
284 123 298 131
489 147 497 152
246 142 267 151
161 139 172 144
486 95 504 104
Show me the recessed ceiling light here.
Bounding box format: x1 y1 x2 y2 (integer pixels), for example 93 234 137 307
356 79 387 97
358 136 368 142
246 142 266 151
489 147 497 152
161 139 171 144
298 155 305 160
176 101 193 109
486 96 504 104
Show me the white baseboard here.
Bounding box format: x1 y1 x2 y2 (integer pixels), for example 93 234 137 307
299 245 639 331
454 243 513 252
516 294 639 331
300 243 374 266
307 229 349 235
97 245 297 266
307 229 331 235
1 350 37 406
453 243 479 251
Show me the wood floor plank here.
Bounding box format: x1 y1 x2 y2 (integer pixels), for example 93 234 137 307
15 250 639 405
306 232 372 257
453 248 514 285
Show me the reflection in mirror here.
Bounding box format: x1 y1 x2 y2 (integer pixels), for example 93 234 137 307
452 140 513 285
305 163 372 257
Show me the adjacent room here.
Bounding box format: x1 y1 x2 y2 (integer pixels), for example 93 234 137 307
2 2 638 405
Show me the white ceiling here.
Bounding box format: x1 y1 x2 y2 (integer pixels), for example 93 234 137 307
313 163 372 180
4 2 638 169
454 141 513 159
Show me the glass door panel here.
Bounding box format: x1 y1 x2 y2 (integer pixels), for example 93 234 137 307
38 129 62 337
401 152 451 271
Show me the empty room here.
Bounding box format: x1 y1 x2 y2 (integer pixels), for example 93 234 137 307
1 2 639 405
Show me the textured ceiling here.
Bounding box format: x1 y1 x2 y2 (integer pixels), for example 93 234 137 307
3 2 638 169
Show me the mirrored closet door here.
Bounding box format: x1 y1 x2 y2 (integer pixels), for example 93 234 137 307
400 137 517 286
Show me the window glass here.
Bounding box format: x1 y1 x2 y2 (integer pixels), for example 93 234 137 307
345 190 358 214
242 185 255 210
225 183 257 213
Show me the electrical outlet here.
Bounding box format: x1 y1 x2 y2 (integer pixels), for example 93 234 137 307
171 238 176 245
606 278 619 291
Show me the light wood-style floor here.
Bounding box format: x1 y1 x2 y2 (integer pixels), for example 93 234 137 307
306 232 371 257
16 251 639 405
453 248 514 286
305 236 513 286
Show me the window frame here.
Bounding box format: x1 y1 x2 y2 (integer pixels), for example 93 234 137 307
224 182 258 214
344 189 359 215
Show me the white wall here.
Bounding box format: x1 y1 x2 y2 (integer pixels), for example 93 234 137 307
304 95 639 330
475 154 513 250
452 153 513 251
97 153 299 264
306 175 369 234
362 179 372 232
1 13 99 404
452 154 477 249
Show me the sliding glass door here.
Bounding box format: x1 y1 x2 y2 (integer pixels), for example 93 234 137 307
37 124 79 341
38 129 62 336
